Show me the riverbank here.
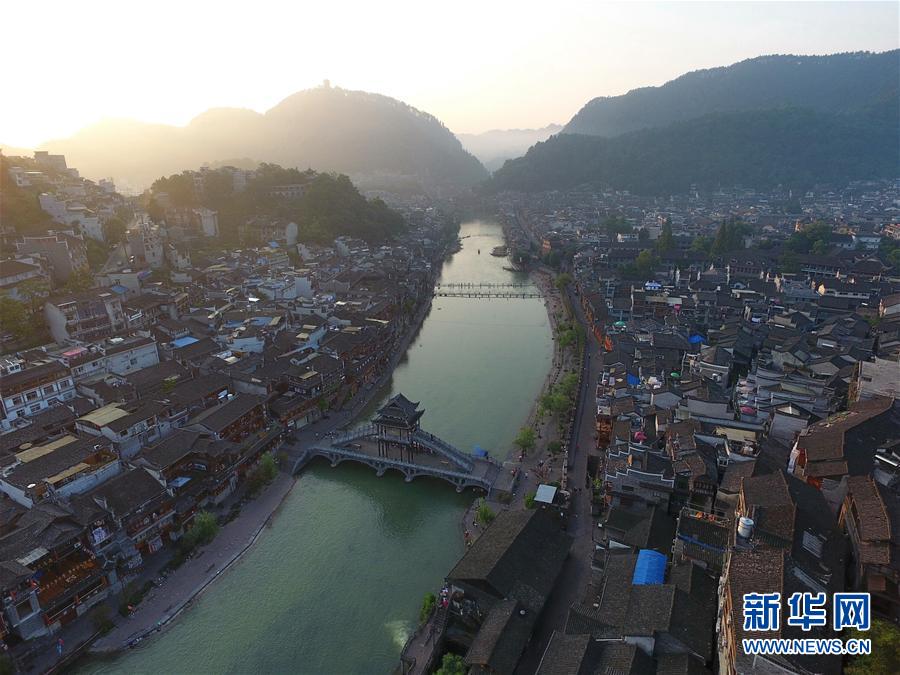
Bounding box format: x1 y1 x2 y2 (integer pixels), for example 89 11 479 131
459 263 575 547
88 473 296 655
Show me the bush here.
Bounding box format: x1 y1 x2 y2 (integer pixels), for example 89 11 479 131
0 655 13 675
547 441 562 455
525 492 536 509
476 502 496 526
436 653 466 675
420 592 436 623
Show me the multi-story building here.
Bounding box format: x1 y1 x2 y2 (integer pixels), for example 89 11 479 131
840 476 900 622
0 356 75 428
75 401 164 459
0 257 49 303
44 290 126 343
15 232 89 284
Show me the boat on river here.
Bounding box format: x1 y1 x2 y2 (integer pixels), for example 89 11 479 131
490 245 508 257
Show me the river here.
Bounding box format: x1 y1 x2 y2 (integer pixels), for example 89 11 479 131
79 220 553 674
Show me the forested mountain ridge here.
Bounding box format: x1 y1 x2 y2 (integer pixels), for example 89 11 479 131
490 104 899 195
564 51 899 137
40 86 488 192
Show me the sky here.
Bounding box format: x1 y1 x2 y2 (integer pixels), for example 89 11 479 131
2 1 898 147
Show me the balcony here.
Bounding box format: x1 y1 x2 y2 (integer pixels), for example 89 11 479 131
36 557 98 606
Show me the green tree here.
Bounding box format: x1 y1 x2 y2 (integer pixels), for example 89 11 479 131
634 250 657 276
811 238 831 256
779 250 801 274
554 273 572 290
845 618 900 675
514 427 536 454
435 653 466 675
603 216 632 239
85 238 109 270
711 219 749 255
16 277 50 313
559 373 580 398
656 218 674 252
638 227 650 243
690 235 713 256
187 510 219 547
103 217 128 244
0 297 27 339
63 269 95 292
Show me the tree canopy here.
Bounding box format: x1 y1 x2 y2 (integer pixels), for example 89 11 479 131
150 164 406 244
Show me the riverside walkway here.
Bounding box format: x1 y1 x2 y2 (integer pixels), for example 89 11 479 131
287 425 501 493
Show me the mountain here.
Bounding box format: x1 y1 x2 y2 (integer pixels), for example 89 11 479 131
490 104 899 195
39 86 488 192
564 51 899 136
491 51 899 194
456 124 562 172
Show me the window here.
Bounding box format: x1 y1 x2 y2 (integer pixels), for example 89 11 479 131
29 404 42 413
26 391 38 401
12 396 23 405
43 386 55 395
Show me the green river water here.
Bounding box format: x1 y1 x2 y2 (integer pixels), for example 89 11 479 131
79 220 553 674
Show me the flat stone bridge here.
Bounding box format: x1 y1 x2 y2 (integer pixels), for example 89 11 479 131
434 282 540 299
288 424 502 493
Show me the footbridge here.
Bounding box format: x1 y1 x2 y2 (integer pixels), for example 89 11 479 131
434 282 541 299
288 424 502 493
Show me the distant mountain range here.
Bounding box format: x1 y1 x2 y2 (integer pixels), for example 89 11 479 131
456 124 562 172
491 51 900 194
36 86 488 192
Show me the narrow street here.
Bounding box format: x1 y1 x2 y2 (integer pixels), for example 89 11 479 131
517 285 604 673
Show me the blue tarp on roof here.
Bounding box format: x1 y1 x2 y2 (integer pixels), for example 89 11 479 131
688 334 706 344
626 373 640 386
171 336 200 349
109 284 128 295
632 549 666 585
473 446 488 457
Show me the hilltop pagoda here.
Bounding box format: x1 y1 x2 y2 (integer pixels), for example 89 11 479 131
374 393 424 461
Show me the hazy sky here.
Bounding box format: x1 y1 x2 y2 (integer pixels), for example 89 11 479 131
3 1 898 147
